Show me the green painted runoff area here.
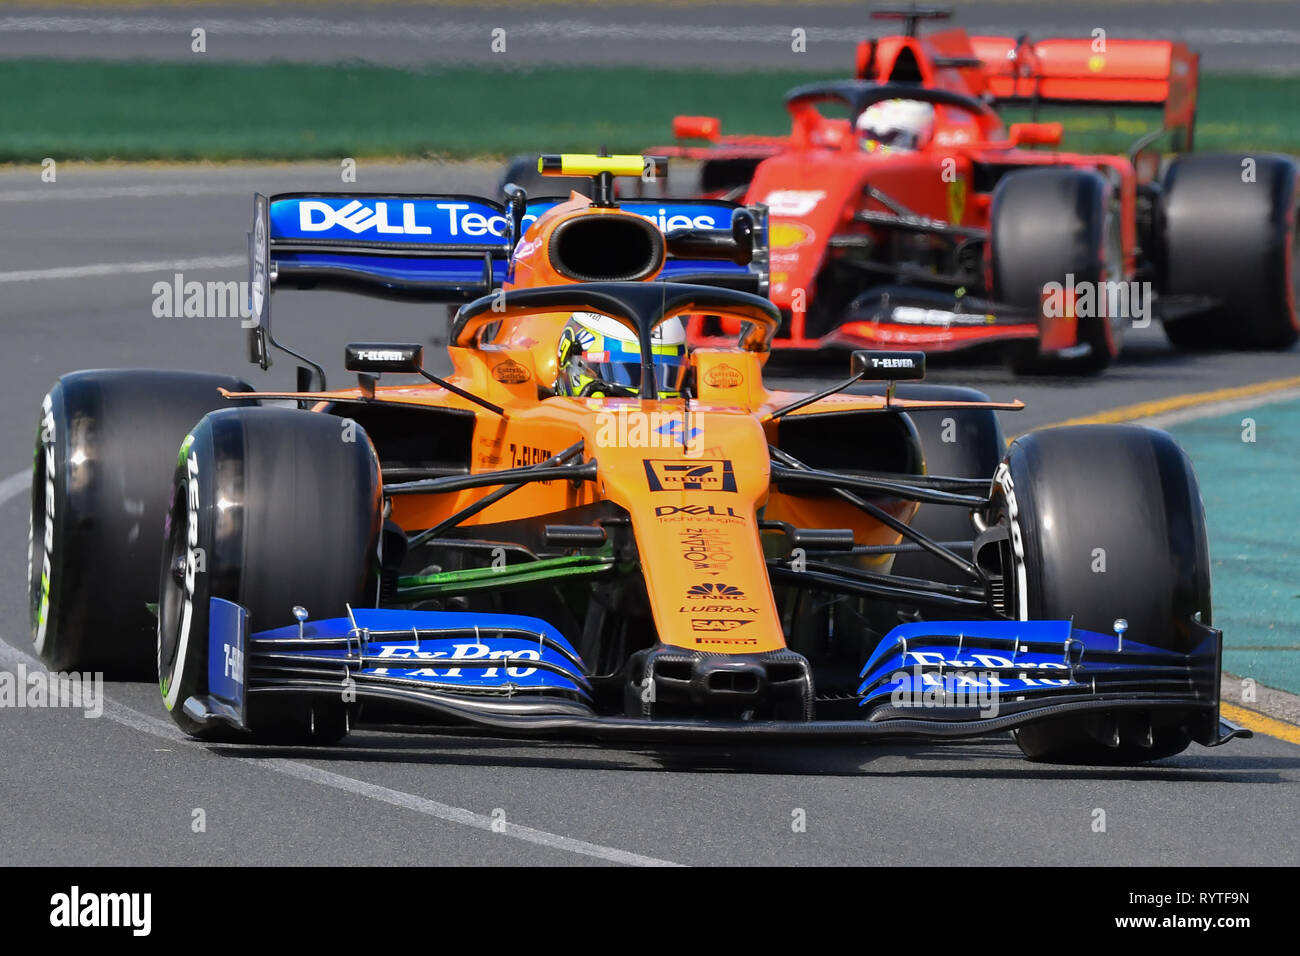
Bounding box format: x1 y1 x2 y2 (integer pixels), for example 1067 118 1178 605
1169 398 1300 695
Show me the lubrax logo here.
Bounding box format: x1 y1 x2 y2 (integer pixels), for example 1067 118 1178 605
50 886 151 936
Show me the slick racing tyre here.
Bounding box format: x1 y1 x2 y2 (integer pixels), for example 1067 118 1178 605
157 407 382 743
29 370 255 676
1157 153 1300 350
992 167 1126 375
857 383 1004 589
984 425 1212 764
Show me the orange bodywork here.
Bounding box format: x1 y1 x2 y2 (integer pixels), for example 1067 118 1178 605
235 194 1021 656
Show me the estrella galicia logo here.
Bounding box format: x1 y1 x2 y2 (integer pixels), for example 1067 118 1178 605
687 583 745 600
644 458 737 492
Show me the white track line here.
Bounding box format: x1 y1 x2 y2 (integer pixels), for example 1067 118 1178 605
0 469 678 867
0 469 29 505
0 255 242 284
0 15 1296 47
0 629 678 866
0 184 264 203
0 15 850 44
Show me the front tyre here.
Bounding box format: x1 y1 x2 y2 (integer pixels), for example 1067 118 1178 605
992 168 1126 375
157 407 382 743
985 425 1213 763
29 370 255 675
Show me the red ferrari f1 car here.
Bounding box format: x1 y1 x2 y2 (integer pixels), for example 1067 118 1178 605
633 6 1299 373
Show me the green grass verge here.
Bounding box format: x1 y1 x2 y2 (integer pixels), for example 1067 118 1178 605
2 59 1296 162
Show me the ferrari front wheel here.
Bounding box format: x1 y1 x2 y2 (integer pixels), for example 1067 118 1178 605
991 167 1126 375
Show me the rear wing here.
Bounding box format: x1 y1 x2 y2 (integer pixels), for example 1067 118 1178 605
967 36 1200 151
246 191 769 374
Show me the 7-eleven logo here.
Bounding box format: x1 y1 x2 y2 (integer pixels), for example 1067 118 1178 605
643 459 737 492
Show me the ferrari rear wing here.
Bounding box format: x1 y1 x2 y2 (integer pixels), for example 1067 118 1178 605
967 36 1200 150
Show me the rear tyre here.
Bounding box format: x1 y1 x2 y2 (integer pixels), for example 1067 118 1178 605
29 370 255 676
1158 153 1300 350
992 168 1125 375
985 425 1212 763
157 407 382 743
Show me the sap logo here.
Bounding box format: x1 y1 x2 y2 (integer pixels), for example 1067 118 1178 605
687 583 745 600
691 618 751 632
297 200 511 238
222 643 243 683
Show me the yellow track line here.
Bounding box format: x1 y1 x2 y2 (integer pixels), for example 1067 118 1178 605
1221 703 1300 746
1033 374 1300 430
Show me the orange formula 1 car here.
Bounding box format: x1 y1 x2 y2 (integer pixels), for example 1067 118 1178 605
30 156 1246 763
644 6 1299 373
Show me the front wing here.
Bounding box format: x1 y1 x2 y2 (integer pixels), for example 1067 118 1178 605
185 600 1246 747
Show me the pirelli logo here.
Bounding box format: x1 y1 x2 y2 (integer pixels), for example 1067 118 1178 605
643 458 737 493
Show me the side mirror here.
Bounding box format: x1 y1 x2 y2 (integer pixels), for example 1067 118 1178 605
851 350 925 380
1009 122 1063 147
345 343 424 374
663 210 755 267
673 115 721 141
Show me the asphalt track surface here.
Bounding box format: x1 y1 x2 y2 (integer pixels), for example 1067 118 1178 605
0 1 1298 72
2 161 1299 867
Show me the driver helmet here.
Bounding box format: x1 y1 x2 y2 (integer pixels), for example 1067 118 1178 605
555 311 687 398
856 99 935 153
